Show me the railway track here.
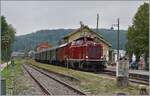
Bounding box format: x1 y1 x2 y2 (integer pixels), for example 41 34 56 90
22 64 85 95
22 64 50 95
102 70 149 85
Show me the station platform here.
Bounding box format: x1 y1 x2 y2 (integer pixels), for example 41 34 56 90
106 66 149 76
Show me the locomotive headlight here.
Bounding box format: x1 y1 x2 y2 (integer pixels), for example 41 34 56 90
86 56 88 58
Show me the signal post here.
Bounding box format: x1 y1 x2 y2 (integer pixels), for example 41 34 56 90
116 57 129 87
111 18 129 87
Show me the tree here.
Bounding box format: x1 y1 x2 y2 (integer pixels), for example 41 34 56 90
1 16 16 62
126 3 149 69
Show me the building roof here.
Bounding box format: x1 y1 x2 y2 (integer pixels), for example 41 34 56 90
63 25 111 47
37 42 49 48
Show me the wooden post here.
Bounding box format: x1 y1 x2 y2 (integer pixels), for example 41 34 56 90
116 58 129 87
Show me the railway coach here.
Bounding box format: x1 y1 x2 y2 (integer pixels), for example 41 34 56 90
35 36 106 71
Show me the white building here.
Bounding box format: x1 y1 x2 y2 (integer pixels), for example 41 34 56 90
113 49 126 62
28 50 35 58
11 51 25 57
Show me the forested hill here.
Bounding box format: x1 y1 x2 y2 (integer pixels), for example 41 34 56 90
13 28 127 51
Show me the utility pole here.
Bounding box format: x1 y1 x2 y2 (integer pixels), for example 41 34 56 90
111 18 120 61
111 18 128 87
116 18 128 87
117 18 119 61
96 13 99 33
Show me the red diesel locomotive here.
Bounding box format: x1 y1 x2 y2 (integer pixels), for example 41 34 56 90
35 36 106 71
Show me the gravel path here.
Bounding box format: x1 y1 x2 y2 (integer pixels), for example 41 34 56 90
23 64 83 95
18 66 44 95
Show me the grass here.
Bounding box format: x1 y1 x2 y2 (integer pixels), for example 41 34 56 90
1 58 24 94
26 59 146 95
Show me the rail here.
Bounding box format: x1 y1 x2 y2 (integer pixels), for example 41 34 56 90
22 64 51 95
23 64 86 95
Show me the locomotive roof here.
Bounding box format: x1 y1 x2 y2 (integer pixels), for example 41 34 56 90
58 43 68 47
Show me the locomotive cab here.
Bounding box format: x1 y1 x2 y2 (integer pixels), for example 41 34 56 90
70 37 102 60
69 36 105 71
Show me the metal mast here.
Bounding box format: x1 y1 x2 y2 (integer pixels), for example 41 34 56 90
96 13 99 33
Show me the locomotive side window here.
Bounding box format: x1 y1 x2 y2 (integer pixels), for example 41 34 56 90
75 39 83 45
76 40 80 45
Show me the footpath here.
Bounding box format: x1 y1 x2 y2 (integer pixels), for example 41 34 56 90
106 66 149 76
1 61 11 71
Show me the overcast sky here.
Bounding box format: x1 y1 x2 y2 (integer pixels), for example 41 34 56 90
1 1 147 36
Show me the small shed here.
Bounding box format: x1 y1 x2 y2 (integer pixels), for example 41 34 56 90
36 42 50 52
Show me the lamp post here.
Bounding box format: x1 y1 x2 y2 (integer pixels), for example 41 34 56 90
111 18 120 61
111 18 129 87
24 37 38 57
117 18 120 61
96 13 99 33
